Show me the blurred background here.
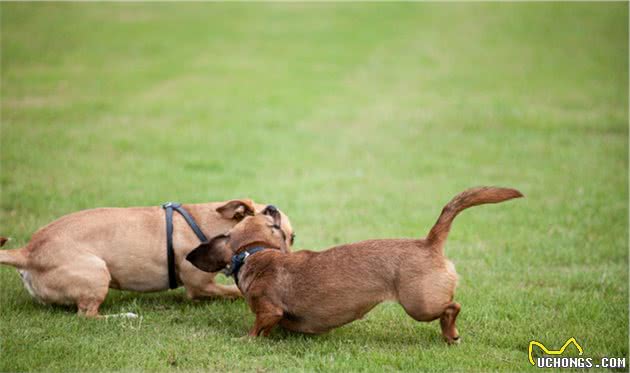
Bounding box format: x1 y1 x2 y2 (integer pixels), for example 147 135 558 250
0 3 627 371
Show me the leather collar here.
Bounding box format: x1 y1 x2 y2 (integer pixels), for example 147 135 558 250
225 247 267 285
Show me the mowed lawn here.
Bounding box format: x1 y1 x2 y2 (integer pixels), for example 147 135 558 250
0 3 627 372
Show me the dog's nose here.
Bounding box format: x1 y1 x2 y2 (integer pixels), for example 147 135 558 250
263 205 278 215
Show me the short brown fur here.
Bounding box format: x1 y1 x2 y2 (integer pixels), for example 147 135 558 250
187 187 522 342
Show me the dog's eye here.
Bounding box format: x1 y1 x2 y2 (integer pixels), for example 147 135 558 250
290 233 296 245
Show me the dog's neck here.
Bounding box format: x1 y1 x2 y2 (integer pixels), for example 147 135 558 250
226 242 282 286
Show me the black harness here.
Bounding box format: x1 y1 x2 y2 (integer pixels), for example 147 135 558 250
162 202 208 289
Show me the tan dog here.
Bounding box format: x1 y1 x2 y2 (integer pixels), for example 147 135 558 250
0 200 294 317
186 187 522 342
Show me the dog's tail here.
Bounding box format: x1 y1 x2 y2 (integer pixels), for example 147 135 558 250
0 237 28 268
425 187 523 253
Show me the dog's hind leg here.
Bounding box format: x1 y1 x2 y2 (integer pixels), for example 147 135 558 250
39 255 112 318
440 302 461 344
397 257 460 342
78 297 106 318
74 260 111 318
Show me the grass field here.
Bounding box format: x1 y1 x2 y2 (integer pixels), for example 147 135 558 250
1 3 628 372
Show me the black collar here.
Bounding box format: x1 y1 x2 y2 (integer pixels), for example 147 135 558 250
226 247 267 285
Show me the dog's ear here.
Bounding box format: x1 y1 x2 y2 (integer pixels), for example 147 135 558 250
216 199 255 221
186 235 231 273
263 205 282 227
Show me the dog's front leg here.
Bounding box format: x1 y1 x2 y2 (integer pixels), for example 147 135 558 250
186 283 242 300
248 300 283 337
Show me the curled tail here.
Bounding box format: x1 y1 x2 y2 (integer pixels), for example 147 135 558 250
426 187 523 253
0 236 28 268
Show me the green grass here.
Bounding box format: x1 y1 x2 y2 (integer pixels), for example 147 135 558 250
1 2 628 372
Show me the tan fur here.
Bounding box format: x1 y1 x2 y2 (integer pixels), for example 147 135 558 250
0 200 294 317
187 187 522 343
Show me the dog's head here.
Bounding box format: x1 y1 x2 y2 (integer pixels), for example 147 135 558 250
215 199 295 248
187 205 290 273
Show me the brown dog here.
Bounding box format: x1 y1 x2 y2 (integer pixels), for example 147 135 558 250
186 187 522 342
0 199 294 317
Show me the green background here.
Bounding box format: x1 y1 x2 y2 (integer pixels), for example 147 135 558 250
1 3 627 372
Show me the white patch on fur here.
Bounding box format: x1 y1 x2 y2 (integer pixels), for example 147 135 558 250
18 270 45 304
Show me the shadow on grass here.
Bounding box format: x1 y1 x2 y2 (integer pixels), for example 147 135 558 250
10 287 447 347
10 288 245 316
256 319 446 348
